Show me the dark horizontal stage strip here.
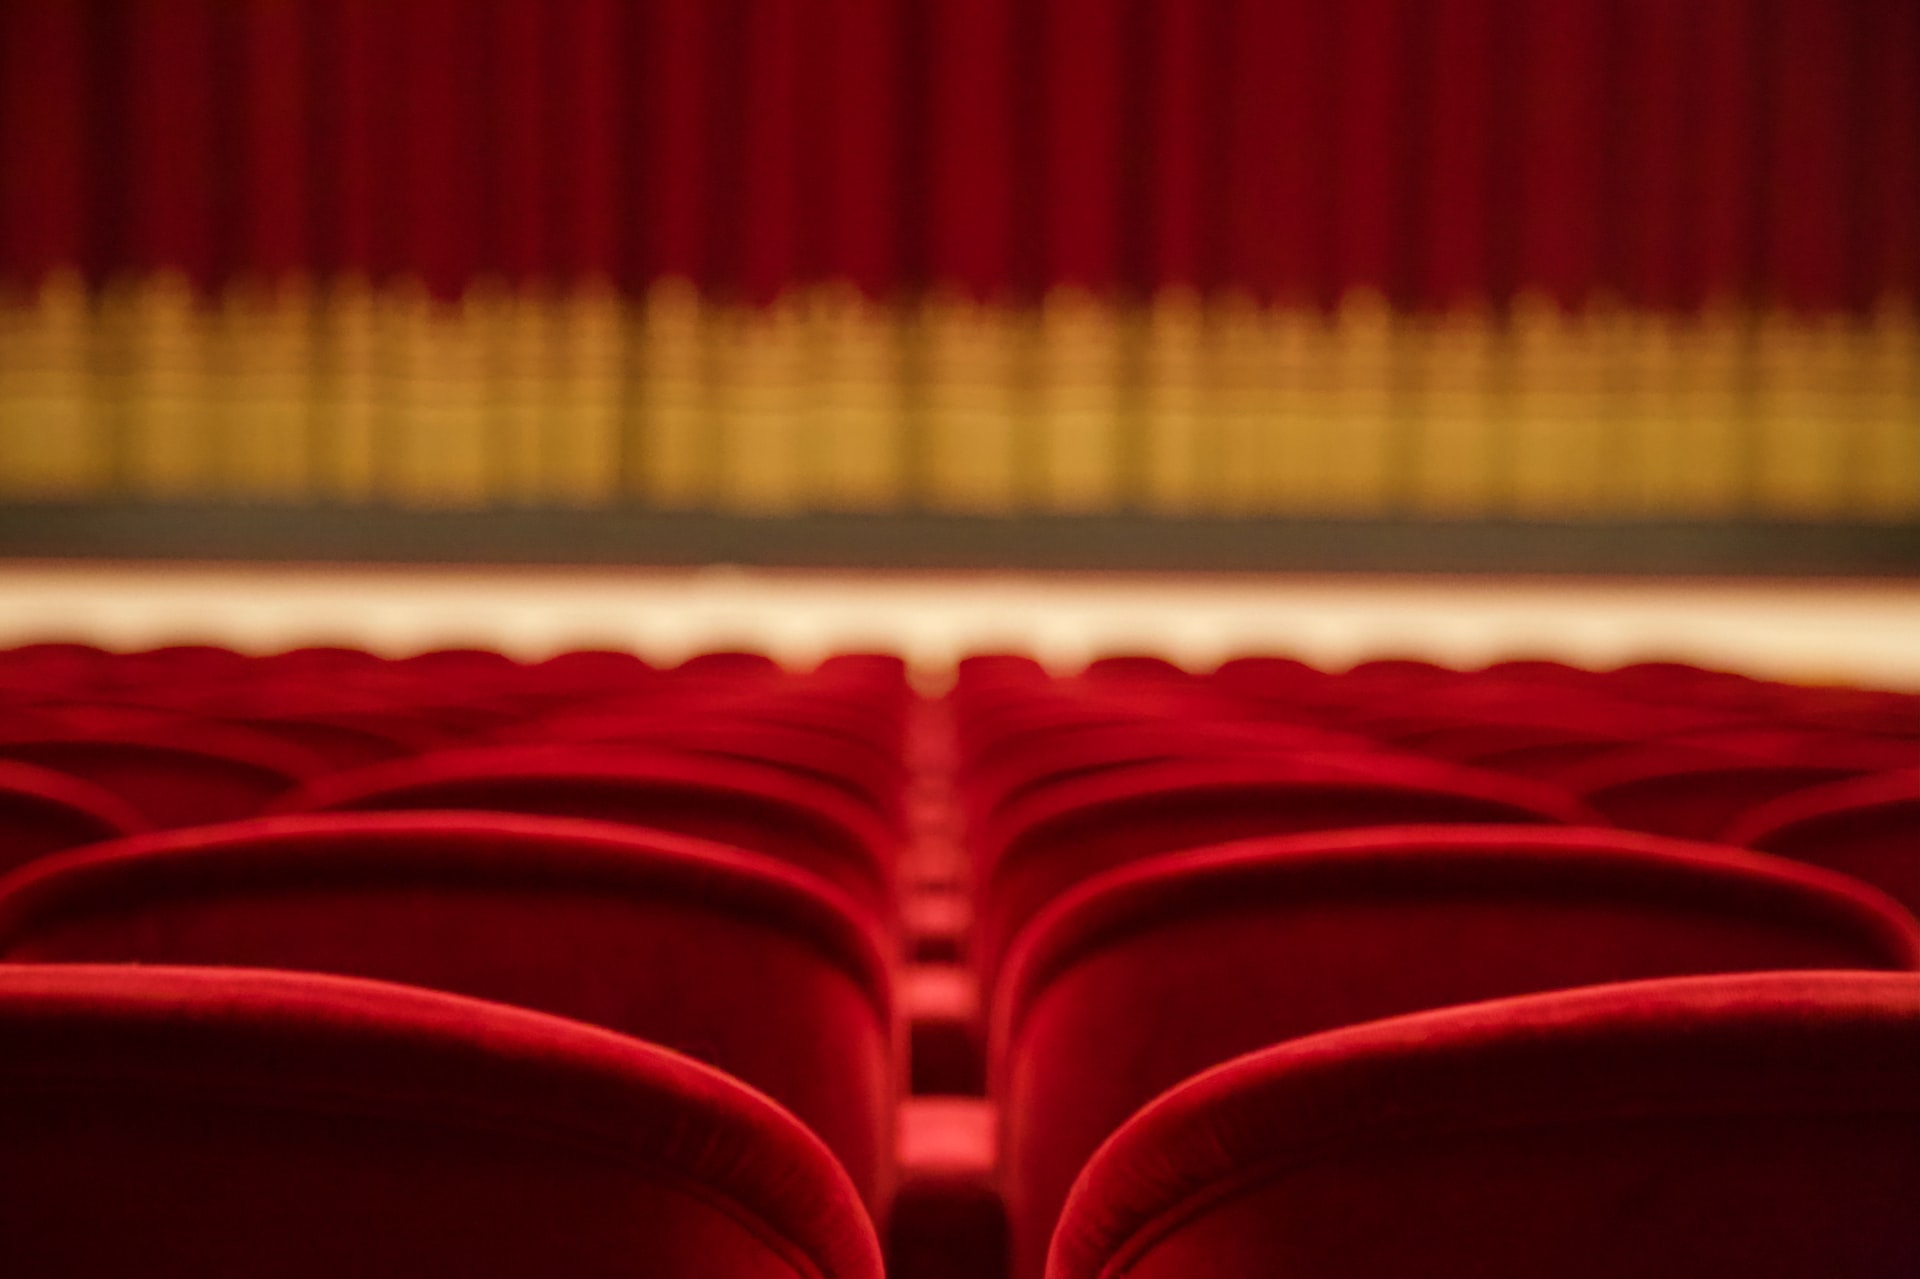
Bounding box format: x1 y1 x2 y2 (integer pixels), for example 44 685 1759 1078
3 504 1916 578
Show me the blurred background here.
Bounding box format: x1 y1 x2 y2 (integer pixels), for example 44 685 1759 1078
0 0 1915 670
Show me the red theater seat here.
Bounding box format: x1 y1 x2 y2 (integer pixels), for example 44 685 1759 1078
519 649 656 700
956 655 1049 691
1772 688 1918 739
270 744 896 918
0 640 109 671
0 811 896 1206
499 713 904 825
0 760 146 873
0 965 883 1279
966 720 1382 830
959 702 1148 772
8 701 197 734
1081 656 1188 681
1396 719 1632 768
994 827 1920 1279
1659 726 1915 766
1734 696 1918 735
816 653 912 688
1047 971 1920 1279
1728 770 1920 918
1344 656 1452 682
75 645 238 688
576 685 901 759
391 647 521 681
976 758 1595 979
1208 655 1329 705
219 712 437 769
1469 731 1641 781
1565 745 1869 842
1477 658 1590 683
676 650 786 678
0 724 327 828
259 645 384 676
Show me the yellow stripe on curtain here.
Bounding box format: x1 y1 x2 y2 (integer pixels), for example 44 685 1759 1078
2 281 1916 523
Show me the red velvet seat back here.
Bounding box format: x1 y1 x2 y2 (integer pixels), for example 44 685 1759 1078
677 650 785 677
500 714 904 825
1048 972 1920 1279
978 759 1593 978
959 702 1144 770
0 965 883 1279
968 721 1380 829
1661 728 1918 772
521 649 656 699
0 726 325 829
1472 734 1641 780
221 714 427 769
1728 770 1920 917
0 813 897 1206
1081 656 1188 681
995 828 1920 1279
0 761 146 874
1401 720 1630 767
272 745 896 918
1561 745 1868 841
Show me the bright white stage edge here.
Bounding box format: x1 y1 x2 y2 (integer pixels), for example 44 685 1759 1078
2 562 1915 691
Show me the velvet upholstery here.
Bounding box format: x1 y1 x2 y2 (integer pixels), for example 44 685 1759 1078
1048 971 1920 1279
520 649 656 698
1081 656 1188 681
0 723 326 828
218 712 434 769
0 965 883 1279
498 713 904 825
677 651 786 677
631 681 900 755
977 759 1595 980
271 744 896 918
1774 690 1918 739
0 812 896 1205
0 760 146 873
1472 733 1646 780
960 704 1145 770
1660 728 1918 772
1728 770 1920 918
1401 720 1632 768
967 721 1380 829
994 827 1920 1279
1560 744 1869 841
6 701 196 734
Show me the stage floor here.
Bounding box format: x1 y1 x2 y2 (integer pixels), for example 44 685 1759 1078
2 561 1916 690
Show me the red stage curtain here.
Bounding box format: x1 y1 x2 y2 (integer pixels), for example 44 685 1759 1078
0 0 1912 517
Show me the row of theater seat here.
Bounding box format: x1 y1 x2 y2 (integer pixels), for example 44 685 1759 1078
919 653 1920 1278
0 641 1915 1277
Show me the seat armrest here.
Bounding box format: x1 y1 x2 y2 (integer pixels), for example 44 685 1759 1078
904 963 985 1095
888 1097 1007 1279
